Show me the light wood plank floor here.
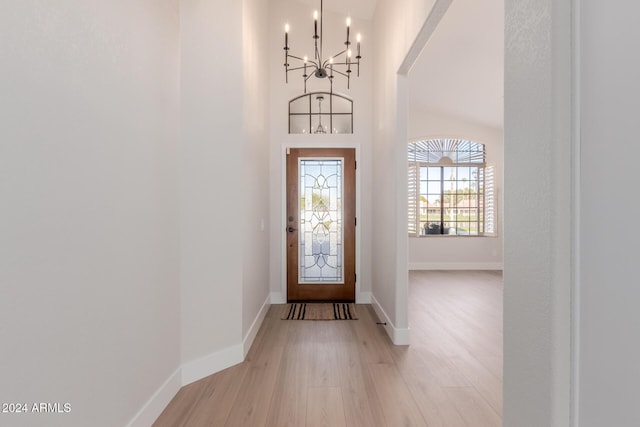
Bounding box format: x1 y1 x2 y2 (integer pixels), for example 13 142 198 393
153 270 503 426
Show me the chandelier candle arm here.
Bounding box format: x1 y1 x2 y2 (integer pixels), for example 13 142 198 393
285 23 289 48
284 24 290 83
331 68 349 78
289 53 310 62
347 49 351 89
323 49 346 67
356 33 361 76
314 11 318 38
346 17 351 46
283 0 362 92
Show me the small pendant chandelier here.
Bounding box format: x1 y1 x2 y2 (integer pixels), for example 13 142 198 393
314 95 327 134
283 0 362 93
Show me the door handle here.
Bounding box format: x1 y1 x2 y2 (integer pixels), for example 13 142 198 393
287 226 297 233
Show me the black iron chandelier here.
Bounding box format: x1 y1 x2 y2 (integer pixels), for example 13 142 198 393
283 0 362 93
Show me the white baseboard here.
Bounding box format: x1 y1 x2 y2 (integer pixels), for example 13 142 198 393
370 295 411 345
130 295 272 425
243 295 271 357
126 368 181 427
181 294 272 386
181 344 244 386
356 291 371 304
270 291 286 304
408 262 503 271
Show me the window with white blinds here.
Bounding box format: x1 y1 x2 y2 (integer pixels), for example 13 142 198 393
483 165 496 235
408 138 495 237
407 163 419 235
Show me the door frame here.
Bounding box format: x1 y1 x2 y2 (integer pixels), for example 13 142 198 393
279 142 362 303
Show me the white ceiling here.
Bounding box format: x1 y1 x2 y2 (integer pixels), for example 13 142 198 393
292 0 378 20
291 0 503 129
408 0 504 129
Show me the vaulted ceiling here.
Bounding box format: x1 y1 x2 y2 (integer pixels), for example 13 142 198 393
292 0 378 20
292 0 504 129
408 0 504 129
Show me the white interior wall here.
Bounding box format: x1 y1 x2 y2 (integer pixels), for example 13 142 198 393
370 0 437 344
407 107 504 269
0 1 181 426
503 0 572 425
578 2 640 425
179 0 246 380
268 0 374 303
242 0 272 342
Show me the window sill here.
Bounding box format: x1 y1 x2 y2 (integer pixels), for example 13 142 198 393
409 234 498 238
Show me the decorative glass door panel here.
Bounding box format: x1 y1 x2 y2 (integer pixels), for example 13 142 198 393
299 159 343 284
286 148 356 302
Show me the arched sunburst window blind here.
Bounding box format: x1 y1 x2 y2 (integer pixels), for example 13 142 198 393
408 138 495 236
408 138 485 163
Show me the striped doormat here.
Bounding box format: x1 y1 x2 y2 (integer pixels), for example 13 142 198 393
281 303 358 320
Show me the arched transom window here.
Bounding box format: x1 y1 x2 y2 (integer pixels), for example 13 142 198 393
289 92 353 134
